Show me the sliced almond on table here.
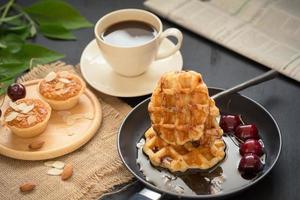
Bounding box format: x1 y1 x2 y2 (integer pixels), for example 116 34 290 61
19 182 36 192
61 163 73 180
27 115 36 125
52 161 65 169
28 141 45 150
45 72 57 82
59 78 71 84
47 168 63 176
44 161 55 167
5 111 19 122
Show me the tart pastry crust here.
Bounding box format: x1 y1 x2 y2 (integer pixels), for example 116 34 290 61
38 71 86 110
4 98 51 138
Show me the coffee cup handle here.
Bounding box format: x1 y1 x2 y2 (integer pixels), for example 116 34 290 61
155 28 183 60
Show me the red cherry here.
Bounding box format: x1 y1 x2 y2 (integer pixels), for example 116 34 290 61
235 124 259 141
7 83 26 101
239 139 264 156
238 154 263 179
219 115 242 132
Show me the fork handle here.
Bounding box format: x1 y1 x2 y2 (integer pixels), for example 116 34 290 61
212 69 278 100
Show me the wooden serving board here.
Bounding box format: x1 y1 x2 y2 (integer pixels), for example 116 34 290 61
0 80 102 160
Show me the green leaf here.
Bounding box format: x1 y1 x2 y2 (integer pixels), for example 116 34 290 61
0 43 64 66
0 48 21 64
15 43 65 65
0 42 7 48
39 23 76 40
0 34 25 53
0 23 31 40
0 62 27 80
0 44 64 94
0 77 14 95
25 0 93 30
10 3 37 38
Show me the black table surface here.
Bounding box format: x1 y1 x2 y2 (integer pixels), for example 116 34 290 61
21 1 300 199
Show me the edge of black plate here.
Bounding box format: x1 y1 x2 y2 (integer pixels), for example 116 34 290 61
117 87 282 199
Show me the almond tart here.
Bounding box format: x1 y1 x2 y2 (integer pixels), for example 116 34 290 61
4 98 51 138
38 71 86 110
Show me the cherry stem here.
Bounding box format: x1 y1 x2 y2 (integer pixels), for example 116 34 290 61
239 115 245 125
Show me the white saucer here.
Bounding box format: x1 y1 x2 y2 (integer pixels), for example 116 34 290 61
80 39 183 97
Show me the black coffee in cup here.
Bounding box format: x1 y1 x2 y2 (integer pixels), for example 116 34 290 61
101 20 158 47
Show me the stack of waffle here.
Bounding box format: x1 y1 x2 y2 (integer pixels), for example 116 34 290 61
144 71 225 172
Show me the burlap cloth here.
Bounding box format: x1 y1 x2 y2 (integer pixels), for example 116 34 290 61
0 62 134 200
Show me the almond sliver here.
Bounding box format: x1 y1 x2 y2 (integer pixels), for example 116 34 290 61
52 161 65 169
47 168 63 176
59 78 71 84
61 88 70 94
44 161 55 167
9 101 20 111
59 71 69 77
21 104 34 114
45 72 57 82
16 103 27 111
5 111 19 122
55 82 64 90
27 115 36 125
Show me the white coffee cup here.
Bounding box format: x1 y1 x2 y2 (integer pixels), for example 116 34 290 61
94 9 183 77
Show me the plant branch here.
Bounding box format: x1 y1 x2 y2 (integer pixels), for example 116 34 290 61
0 2 9 11
0 13 23 23
0 0 15 25
12 3 36 36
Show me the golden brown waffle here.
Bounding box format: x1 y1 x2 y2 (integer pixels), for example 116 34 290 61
148 71 211 145
143 127 225 172
196 98 223 147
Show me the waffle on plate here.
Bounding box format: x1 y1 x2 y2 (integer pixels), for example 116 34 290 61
148 71 211 145
145 71 225 172
143 127 225 172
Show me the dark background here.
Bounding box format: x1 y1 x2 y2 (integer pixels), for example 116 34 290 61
20 0 300 199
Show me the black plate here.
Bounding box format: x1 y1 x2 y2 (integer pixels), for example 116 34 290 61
118 88 282 199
